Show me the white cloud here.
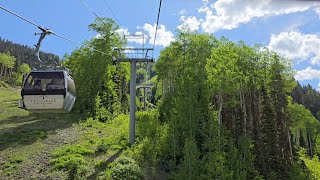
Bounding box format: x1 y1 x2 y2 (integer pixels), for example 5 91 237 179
142 23 174 47
123 46 134 53
268 31 320 65
177 16 202 32
295 67 320 91
116 28 129 36
316 7 320 19
200 0 320 33
134 31 143 35
126 31 148 44
202 0 209 5
295 67 320 81
116 28 147 44
95 33 102 39
178 9 187 16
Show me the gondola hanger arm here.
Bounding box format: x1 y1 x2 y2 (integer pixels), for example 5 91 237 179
34 27 53 63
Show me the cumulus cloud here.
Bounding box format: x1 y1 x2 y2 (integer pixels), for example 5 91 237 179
116 28 129 36
116 28 147 44
295 67 320 81
202 0 209 4
95 33 102 39
200 0 319 33
177 16 202 32
268 31 320 65
142 23 174 47
173 9 187 16
294 67 320 91
126 31 148 44
178 9 187 15
316 7 320 19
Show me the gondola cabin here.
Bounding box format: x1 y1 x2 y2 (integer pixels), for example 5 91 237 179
18 70 76 113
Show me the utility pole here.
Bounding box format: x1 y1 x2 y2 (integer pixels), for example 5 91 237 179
114 39 153 145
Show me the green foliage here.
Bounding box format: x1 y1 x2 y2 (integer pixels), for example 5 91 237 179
0 88 86 178
0 52 15 69
288 162 310 180
136 68 146 84
52 144 95 158
51 144 94 179
51 153 89 179
291 83 320 121
94 94 113 122
107 157 143 180
63 18 128 115
315 135 320 155
50 114 130 178
81 114 129 149
0 52 16 82
136 110 160 139
127 110 169 178
175 138 200 180
298 148 320 179
13 63 31 85
17 63 31 75
0 55 30 85
155 32 295 179
288 102 320 154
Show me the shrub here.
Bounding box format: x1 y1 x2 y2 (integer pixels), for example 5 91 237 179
108 157 143 180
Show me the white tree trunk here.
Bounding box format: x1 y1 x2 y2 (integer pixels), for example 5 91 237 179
287 130 293 164
218 92 223 134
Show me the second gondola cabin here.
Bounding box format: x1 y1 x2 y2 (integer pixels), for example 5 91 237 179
18 69 76 113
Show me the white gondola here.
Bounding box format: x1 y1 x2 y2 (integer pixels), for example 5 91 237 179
18 69 76 113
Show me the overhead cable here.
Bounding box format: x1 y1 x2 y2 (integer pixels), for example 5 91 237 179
102 0 121 26
0 5 109 55
79 0 109 29
152 0 163 52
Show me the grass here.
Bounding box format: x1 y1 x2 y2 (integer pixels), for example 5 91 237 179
0 81 9 88
50 115 130 179
0 87 143 179
0 87 83 178
0 87 29 123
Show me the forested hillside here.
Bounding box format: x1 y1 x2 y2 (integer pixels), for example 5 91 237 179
0 37 60 69
1 17 320 179
292 83 320 121
0 37 60 86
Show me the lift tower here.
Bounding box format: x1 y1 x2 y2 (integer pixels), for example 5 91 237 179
137 85 153 111
114 34 153 145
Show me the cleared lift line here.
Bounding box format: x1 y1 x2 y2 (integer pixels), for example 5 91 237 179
114 0 163 145
1 0 163 146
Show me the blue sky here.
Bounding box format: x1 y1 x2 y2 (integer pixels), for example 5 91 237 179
1 0 320 89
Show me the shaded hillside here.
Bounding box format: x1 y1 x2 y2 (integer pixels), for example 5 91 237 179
0 37 60 70
291 82 320 121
